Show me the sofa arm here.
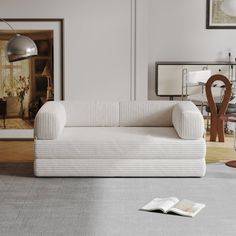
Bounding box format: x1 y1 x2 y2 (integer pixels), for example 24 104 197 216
34 101 66 140
172 102 205 139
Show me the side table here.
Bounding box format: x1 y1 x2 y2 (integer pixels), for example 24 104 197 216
220 113 236 168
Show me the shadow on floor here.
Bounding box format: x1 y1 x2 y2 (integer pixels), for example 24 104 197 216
0 162 34 177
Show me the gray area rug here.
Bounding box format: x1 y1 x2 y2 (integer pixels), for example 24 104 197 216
0 162 236 236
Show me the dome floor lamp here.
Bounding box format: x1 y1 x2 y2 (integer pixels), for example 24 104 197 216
1 19 38 62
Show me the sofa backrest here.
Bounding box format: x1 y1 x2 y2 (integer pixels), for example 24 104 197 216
119 101 178 127
61 101 119 127
61 101 179 127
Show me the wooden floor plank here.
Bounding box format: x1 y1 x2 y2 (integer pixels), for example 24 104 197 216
0 141 34 162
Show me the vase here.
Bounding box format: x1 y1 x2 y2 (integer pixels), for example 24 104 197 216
19 99 24 119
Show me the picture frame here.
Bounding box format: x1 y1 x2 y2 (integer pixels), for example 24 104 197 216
207 0 236 29
0 18 64 139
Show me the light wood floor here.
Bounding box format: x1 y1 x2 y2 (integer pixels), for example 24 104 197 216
206 134 235 163
0 141 34 162
0 134 235 163
0 118 33 129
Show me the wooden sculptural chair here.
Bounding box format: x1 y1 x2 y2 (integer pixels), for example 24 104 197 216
206 74 232 142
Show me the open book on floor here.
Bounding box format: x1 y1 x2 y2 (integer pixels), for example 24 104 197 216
141 197 205 217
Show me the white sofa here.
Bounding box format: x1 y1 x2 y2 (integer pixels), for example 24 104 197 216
34 101 206 177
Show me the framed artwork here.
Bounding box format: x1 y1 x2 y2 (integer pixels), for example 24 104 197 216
207 0 236 28
0 18 64 139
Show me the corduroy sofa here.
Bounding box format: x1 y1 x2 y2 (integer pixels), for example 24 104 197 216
34 101 206 177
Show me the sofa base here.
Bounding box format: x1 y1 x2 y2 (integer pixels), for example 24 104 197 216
34 158 206 177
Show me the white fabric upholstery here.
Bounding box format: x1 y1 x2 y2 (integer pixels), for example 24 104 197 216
35 127 206 160
187 70 211 86
61 101 119 127
34 158 206 177
172 102 205 139
119 101 178 127
34 100 206 177
34 101 66 140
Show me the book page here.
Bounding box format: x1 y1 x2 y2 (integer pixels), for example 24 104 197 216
169 199 205 217
141 197 179 213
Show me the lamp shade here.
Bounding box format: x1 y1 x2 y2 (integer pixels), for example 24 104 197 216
6 34 38 62
221 0 236 17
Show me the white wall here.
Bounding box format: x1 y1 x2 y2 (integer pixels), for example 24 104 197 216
0 0 148 101
64 0 131 100
148 0 236 100
2 0 236 102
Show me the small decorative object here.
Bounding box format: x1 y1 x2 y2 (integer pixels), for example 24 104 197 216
3 75 30 118
15 76 30 119
42 62 53 100
207 0 236 28
141 197 205 217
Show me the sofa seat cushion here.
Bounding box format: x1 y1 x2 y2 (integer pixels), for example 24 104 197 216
35 127 206 160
